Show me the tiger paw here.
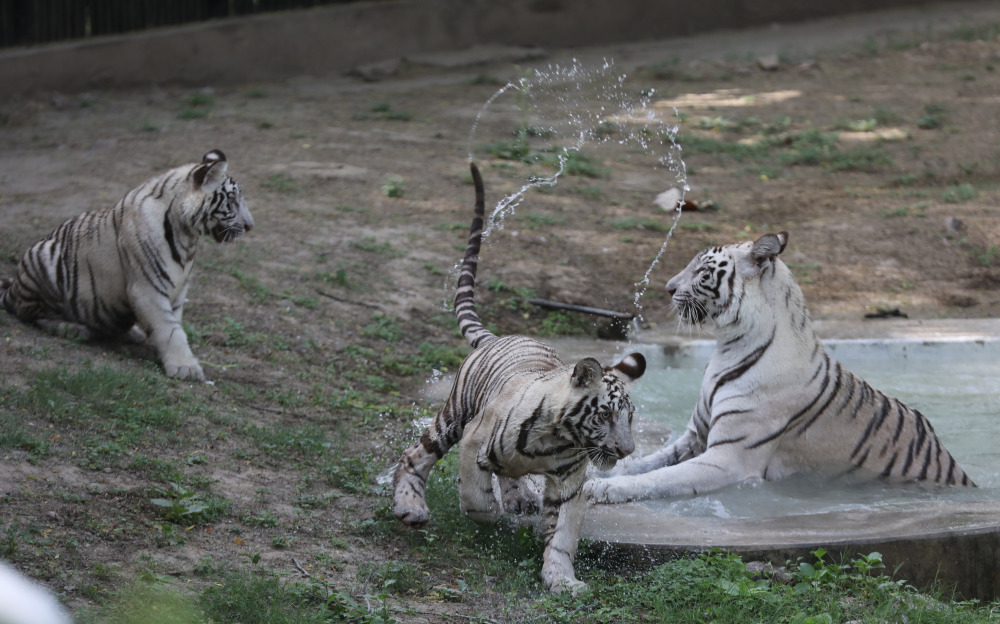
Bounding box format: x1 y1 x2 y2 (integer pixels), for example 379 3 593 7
500 479 541 516
393 503 431 528
164 358 206 381
583 478 631 505
542 572 588 596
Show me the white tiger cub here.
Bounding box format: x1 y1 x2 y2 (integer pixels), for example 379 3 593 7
0 150 253 381
393 163 646 594
586 232 974 504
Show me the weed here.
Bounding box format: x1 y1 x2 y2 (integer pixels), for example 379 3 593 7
271 535 293 548
363 314 401 342
917 103 946 129
359 559 425 595
609 216 672 232
678 221 716 232
200 570 337 624
259 173 298 193
571 185 605 200
521 212 566 229
873 106 899 125
177 93 214 120
942 183 977 203
243 510 279 528
536 311 591 337
351 236 400 257
151 482 225 524
381 175 405 198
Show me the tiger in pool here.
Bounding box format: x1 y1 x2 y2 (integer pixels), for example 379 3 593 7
586 231 974 505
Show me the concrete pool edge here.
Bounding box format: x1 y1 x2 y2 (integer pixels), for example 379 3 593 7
580 481 1000 600
553 318 1000 599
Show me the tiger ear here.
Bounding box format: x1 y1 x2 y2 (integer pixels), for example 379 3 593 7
750 231 788 265
571 358 603 389
614 352 646 382
192 150 229 190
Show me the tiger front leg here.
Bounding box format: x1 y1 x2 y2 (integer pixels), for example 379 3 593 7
128 283 204 381
539 480 587 595
393 404 465 528
392 441 438 528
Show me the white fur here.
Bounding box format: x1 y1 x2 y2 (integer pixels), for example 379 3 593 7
587 232 973 504
0 561 72 624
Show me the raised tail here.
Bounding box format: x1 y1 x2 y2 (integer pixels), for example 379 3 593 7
454 163 496 349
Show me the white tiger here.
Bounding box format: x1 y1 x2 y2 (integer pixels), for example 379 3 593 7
0 150 253 381
586 232 974 504
392 162 646 594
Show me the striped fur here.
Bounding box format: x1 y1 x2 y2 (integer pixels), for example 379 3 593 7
393 162 646 594
587 232 974 505
0 150 253 380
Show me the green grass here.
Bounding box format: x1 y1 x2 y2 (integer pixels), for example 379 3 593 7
1 364 193 470
676 124 895 173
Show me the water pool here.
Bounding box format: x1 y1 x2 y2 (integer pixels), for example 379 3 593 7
625 336 1000 518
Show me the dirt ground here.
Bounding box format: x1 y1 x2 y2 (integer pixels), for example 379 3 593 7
2 5 1000 622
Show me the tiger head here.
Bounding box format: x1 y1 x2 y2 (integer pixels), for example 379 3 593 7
569 352 646 471
666 232 789 327
189 149 255 243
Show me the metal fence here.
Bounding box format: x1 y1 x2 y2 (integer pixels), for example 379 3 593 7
0 0 367 48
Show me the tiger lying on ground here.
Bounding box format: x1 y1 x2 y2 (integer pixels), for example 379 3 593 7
586 231 974 505
0 150 253 381
393 162 646 594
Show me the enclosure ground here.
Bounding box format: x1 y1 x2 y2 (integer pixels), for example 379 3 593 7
2 5 1000 622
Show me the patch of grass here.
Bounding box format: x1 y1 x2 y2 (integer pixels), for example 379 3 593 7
942 183 977 204
0 414 50 459
362 314 401 342
678 221 716 232
242 509 279 528
80 580 205 624
381 175 405 198
357 102 414 122
535 311 591 337
351 236 400 256
151 482 228 525
244 422 332 462
1 364 193 470
259 173 298 193
521 212 566 229
608 216 672 232
229 268 272 302
199 570 347 624
917 103 947 130
177 93 214 120
358 559 424 595
676 134 769 161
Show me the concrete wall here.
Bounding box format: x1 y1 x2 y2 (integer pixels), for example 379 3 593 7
0 0 976 97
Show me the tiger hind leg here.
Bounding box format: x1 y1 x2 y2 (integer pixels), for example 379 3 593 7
458 434 502 524
34 318 94 341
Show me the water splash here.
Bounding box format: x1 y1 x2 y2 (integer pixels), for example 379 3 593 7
449 58 688 320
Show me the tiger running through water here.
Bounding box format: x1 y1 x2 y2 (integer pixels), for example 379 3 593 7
0 150 253 381
586 231 974 505
392 162 646 594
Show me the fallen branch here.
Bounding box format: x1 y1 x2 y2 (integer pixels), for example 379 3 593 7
315 289 381 309
527 298 634 320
